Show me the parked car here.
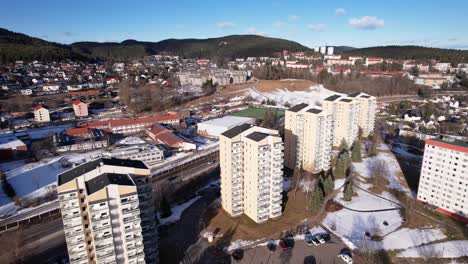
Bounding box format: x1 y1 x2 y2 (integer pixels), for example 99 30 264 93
304 232 320 246
317 232 330 242
338 253 353 264
279 236 294 250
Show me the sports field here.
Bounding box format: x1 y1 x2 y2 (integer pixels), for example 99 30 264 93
230 107 285 121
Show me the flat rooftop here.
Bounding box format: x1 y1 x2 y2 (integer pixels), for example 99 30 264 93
245 131 270 142
221 123 252 139
324 94 341 101
58 158 148 186
199 116 255 127
428 137 468 150
288 103 309 112
85 173 135 195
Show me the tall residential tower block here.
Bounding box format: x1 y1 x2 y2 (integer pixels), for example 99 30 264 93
219 124 284 223
57 158 158 264
284 103 333 173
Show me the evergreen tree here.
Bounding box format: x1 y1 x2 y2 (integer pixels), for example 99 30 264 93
339 138 349 152
159 196 172 218
325 175 335 194
334 153 350 179
310 185 324 213
343 181 354 201
368 143 378 157
351 139 362 162
284 101 291 108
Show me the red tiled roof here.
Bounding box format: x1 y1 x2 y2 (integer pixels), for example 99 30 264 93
66 127 89 136
73 99 82 105
34 104 48 110
79 114 180 129
360 70 405 75
68 90 99 96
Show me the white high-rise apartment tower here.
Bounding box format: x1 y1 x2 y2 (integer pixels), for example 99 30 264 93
219 124 284 223
322 94 360 147
347 92 376 138
57 158 158 264
284 103 333 173
417 137 468 223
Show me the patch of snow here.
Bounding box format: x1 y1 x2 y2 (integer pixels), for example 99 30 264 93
283 177 291 191
336 189 400 211
381 228 446 250
158 196 202 225
249 85 343 107
116 136 146 145
334 179 346 190
225 238 264 252
397 240 468 259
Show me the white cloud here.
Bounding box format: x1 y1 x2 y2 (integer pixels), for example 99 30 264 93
273 21 287 27
335 8 346 15
216 21 236 29
348 16 384 30
307 24 327 32
289 15 300 21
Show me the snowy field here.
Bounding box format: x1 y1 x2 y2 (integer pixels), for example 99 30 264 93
398 240 468 259
336 188 400 211
249 85 343 107
0 150 104 210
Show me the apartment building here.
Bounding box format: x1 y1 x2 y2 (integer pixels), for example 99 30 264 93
322 95 360 147
284 103 333 173
34 104 50 123
107 145 164 168
57 158 158 264
417 137 468 223
347 92 376 137
73 99 89 117
219 124 284 223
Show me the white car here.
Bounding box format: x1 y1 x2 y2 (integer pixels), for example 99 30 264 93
339 254 353 264
315 235 326 244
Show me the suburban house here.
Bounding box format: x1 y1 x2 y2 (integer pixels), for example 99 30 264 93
72 99 88 117
0 136 28 160
34 104 50 123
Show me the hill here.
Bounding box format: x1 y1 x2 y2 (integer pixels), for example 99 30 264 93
0 28 91 63
0 28 311 63
71 35 311 61
342 45 468 65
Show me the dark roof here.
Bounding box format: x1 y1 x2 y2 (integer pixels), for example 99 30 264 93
221 123 252 138
288 103 309 112
361 95 371 98
307 108 322 114
340 98 353 103
348 92 361 97
85 173 135 195
324 94 341 101
58 158 148 186
245 131 270 142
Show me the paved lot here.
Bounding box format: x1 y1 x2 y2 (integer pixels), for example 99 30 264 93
235 233 349 264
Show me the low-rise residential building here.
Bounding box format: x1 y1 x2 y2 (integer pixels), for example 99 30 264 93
326 59 354 66
34 104 50 123
107 145 164 167
73 99 88 117
219 124 284 223
417 137 468 223
57 158 159 263
284 103 333 173
365 57 384 66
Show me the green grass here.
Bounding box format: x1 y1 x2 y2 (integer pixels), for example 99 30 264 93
230 107 285 121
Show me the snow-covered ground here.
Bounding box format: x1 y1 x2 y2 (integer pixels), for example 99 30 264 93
0 150 104 210
380 228 446 251
334 179 346 190
397 240 468 259
116 136 146 145
283 177 291 192
351 145 411 193
158 196 202 225
336 188 400 211
249 85 343 107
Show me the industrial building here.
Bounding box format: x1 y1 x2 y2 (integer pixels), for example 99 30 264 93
197 116 256 138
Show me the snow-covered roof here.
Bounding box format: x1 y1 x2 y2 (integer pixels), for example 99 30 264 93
0 136 26 150
199 116 255 127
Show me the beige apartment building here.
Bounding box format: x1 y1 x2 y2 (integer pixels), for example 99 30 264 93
57 158 158 264
322 94 360 147
219 124 284 223
284 103 333 173
347 92 376 137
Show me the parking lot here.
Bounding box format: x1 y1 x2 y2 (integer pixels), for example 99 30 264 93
234 233 350 264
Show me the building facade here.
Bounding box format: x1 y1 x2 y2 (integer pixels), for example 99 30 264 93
417 137 468 223
322 95 360 147
284 103 333 173
219 124 284 223
73 100 89 117
57 158 158 264
34 104 50 123
347 92 376 137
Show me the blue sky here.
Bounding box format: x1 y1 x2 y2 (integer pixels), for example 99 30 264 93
1 0 467 49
